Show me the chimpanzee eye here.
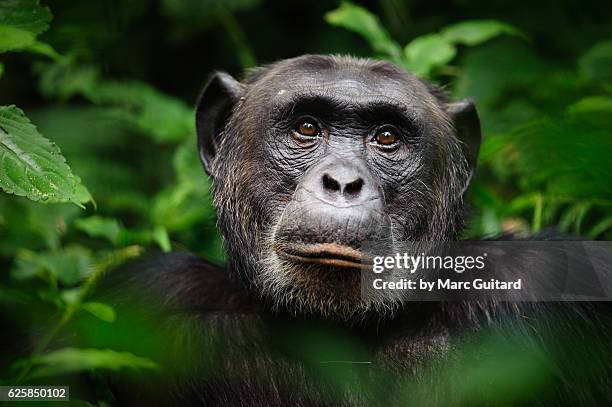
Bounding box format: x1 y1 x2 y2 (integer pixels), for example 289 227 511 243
294 118 320 138
371 126 400 148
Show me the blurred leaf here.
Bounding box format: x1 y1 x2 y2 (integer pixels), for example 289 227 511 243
82 302 116 323
150 141 213 231
75 216 121 245
404 34 456 76
441 20 524 46
61 287 85 304
566 96 612 115
0 105 91 206
152 181 212 231
13 245 93 286
558 202 592 234
0 0 52 53
24 200 80 250
404 20 522 77
84 81 194 143
37 62 98 101
578 40 612 83
37 62 194 143
0 62 4 78
24 40 61 60
588 216 612 239
152 225 171 252
173 140 205 183
27 348 158 379
325 1 403 64
454 41 548 122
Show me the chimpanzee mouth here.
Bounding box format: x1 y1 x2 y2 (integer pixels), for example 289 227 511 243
275 242 371 270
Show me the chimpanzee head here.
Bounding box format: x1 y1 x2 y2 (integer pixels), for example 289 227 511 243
196 55 480 319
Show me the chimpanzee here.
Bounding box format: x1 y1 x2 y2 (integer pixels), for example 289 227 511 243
99 55 611 406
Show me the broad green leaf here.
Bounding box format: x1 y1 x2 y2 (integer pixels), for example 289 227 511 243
27 348 158 379
82 302 116 323
0 0 52 53
325 1 403 64
404 34 457 76
441 20 523 46
0 105 91 205
75 216 121 245
404 20 522 77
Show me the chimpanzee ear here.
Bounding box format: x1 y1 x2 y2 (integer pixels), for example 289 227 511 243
447 99 482 190
195 72 244 176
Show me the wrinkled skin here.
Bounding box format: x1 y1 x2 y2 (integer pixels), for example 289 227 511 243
196 55 480 319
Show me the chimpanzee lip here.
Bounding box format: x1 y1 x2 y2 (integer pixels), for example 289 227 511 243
275 242 371 270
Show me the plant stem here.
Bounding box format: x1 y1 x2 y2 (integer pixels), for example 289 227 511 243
14 246 142 383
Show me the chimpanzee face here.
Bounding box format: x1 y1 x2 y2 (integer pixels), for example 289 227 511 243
196 55 480 319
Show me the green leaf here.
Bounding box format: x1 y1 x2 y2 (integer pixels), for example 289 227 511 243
152 225 171 252
578 40 612 83
0 62 4 78
588 216 612 239
82 302 116 323
404 20 522 77
0 105 91 205
566 96 612 116
13 245 93 286
27 348 158 379
0 0 52 53
24 200 81 250
84 81 194 143
37 62 194 143
24 40 61 60
404 34 457 77
441 20 524 46
173 141 205 183
61 287 85 305
75 216 122 245
325 1 403 64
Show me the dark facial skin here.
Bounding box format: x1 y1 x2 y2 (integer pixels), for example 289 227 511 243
196 55 480 319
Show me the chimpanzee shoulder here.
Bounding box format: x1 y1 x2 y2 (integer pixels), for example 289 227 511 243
97 251 257 314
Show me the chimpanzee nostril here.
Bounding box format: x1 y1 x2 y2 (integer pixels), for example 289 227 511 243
344 178 364 196
306 158 380 205
322 173 341 192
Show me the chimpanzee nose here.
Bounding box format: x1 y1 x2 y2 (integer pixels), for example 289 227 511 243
305 157 380 206
321 172 364 198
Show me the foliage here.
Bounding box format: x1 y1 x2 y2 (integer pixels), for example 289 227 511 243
326 2 523 77
0 105 90 205
0 0 611 404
